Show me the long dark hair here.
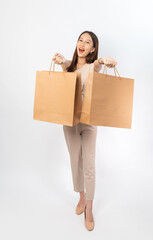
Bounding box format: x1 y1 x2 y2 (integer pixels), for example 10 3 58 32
66 31 99 72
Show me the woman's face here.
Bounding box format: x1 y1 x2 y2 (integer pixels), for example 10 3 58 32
77 33 95 57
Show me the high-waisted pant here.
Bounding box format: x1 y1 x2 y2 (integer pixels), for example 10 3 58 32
63 122 97 200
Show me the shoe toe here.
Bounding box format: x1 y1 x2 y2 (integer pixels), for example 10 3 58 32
85 221 94 231
76 206 84 215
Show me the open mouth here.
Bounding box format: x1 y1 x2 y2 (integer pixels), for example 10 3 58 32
79 48 85 53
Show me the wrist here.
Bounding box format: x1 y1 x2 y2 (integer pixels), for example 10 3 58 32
63 59 67 64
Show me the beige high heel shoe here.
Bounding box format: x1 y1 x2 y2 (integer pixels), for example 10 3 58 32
84 204 95 231
76 202 87 215
76 193 87 215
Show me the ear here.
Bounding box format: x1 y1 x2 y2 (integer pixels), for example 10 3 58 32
92 47 95 53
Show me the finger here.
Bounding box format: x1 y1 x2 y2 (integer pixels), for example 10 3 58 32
109 63 115 67
107 64 113 68
57 57 61 62
54 53 60 57
52 56 58 61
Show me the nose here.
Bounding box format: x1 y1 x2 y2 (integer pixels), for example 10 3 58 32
79 45 85 48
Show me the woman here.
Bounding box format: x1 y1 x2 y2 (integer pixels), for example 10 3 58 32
52 31 117 231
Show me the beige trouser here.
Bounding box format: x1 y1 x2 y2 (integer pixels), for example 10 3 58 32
63 122 97 200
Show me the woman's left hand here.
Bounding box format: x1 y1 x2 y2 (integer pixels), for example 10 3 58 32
99 57 117 68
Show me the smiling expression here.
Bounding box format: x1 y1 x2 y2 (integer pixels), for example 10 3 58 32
77 33 95 57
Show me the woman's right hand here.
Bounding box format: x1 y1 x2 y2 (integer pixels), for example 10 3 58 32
52 53 66 65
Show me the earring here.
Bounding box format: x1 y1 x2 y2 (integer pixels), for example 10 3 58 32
90 51 93 54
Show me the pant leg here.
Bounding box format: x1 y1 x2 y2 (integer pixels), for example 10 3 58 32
80 123 97 200
63 124 84 192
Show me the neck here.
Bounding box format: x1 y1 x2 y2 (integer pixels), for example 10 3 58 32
77 56 86 64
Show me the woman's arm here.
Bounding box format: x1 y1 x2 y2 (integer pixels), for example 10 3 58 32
52 53 71 71
94 57 117 71
94 58 104 72
62 60 71 71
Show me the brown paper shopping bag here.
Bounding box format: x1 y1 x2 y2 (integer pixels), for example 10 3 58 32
80 65 134 128
33 59 82 126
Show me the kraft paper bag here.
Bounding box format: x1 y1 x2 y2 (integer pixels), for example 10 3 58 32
33 59 82 126
80 65 134 128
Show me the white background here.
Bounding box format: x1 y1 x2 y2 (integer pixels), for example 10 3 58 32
0 0 153 239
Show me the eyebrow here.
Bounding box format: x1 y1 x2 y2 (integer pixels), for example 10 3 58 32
79 37 91 42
